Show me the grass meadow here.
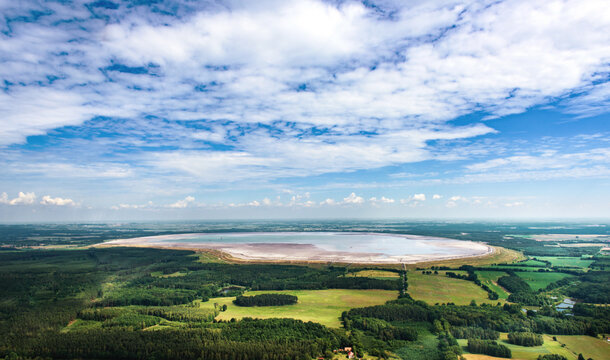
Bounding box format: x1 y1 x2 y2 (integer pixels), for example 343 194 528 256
536 256 594 268
515 272 573 291
476 271 510 299
407 271 503 305
200 289 398 328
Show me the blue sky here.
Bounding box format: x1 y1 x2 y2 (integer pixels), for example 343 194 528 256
1 0 609 221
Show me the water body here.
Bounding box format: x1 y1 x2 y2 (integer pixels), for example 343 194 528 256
157 232 476 256
103 232 492 264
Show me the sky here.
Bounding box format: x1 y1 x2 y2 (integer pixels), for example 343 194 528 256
0 0 609 221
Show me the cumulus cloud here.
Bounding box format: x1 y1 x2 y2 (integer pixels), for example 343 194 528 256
1 0 610 217
40 195 76 206
0 192 37 205
412 193 426 201
433 194 442 200
369 196 395 204
0 0 608 187
343 192 364 204
168 196 195 208
320 198 336 206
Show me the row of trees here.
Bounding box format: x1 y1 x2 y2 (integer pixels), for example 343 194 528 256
233 294 298 307
507 332 543 347
450 326 499 340
467 339 512 358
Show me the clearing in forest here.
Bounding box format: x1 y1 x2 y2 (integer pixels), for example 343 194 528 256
407 271 503 305
200 289 398 328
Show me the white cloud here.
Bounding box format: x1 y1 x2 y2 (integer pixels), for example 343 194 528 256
369 196 395 204
413 193 426 201
505 201 524 207
450 195 464 202
343 192 364 204
320 198 336 206
40 195 76 206
168 196 195 208
1 192 37 205
111 201 154 210
433 194 442 200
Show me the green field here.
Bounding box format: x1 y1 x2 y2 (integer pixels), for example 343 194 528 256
200 289 398 328
515 272 573 291
348 269 400 279
556 335 610 360
536 256 594 268
519 259 548 267
458 334 579 360
408 271 502 305
476 271 510 299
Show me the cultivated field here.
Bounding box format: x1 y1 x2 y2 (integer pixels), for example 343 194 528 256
199 289 398 328
407 271 502 305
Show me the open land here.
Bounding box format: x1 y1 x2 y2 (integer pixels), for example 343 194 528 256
536 256 595 268
407 271 504 305
2 222 608 360
199 289 398 328
515 271 573 291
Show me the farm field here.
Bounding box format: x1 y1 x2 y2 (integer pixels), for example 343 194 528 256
407 271 501 305
200 289 398 328
536 256 594 268
515 271 573 291
476 270 510 299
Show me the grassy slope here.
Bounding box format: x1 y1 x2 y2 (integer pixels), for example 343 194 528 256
555 335 610 360
200 289 398 328
408 271 503 305
515 272 573 291
476 271 510 300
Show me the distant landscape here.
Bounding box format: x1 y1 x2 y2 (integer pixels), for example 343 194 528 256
2 0 610 359
0 221 608 360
